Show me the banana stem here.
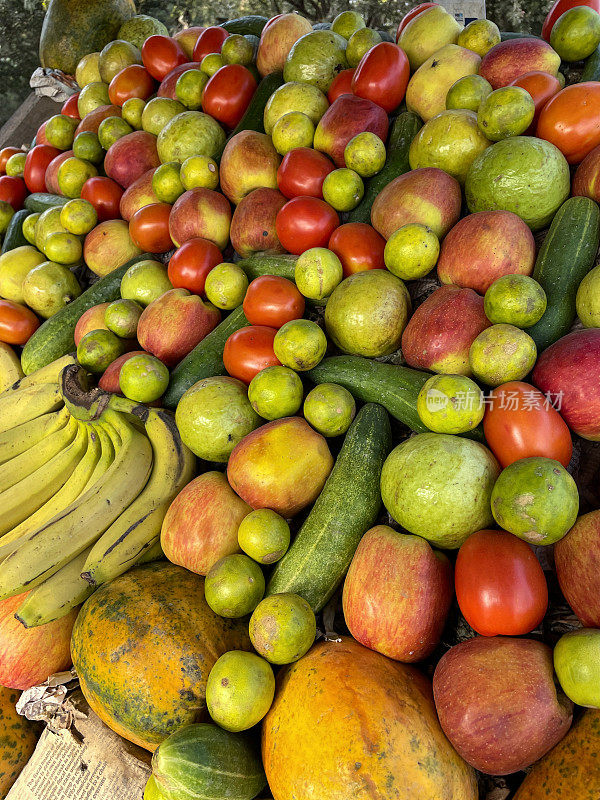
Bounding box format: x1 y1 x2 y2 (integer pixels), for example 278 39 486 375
60 364 111 421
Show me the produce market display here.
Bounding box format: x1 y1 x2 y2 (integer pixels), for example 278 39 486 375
1 0 600 797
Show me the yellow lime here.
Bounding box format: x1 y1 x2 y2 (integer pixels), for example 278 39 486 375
417 374 484 434
98 39 142 84
180 155 219 191
322 168 363 212
141 97 186 137
77 82 110 118
76 52 101 88
152 162 185 204
22 212 39 245
175 69 208 110
294 247 343 301
303 382 356 437
273 319 327 371
43 231 83 265
221 34 255 66
120 259 173 306
248 365 303 420
238 509 291 565
97 116 133 150
477 86 535 141
201 53 224 76
60 198 98 236
204 262 248 310
119 353 169 403
73 131 104 163
446 74 493 112
344 132 386 177
457 19 501 57
551 6 600 61
346 28 382 68
384 223 440 280
0 202 15 235
5 153 25 178
271 112 315 155
121 97 146 129
77 329 125 373
331 10 366 39
45 114 79 150
57 157 98 199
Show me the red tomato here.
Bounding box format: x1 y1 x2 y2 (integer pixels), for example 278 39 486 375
0 176 27 210
243 276 305 328
542 0 600 40
109 64 156 106
396 2 438 40
277 148 335 199
141 35 188 81
129 203 173 253
537 83 600 164
351 42 410 113
202 65 257 129
23 145 61 194
328 223 386 277
223 325 281 384
61 93 80 120
0 300 40 345
192 26 229 61
327 68 355 103
483 381 573 468
276 197 339 255
80 176 124 221
0 148 22 175
509 71 561 128
167 237 222 295
455 529 548 637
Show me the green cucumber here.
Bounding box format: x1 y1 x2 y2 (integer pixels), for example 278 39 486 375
20 253 150 375
1 209 32 255
377 30 395 42
224 72 284 146
500 31 542 40
24 193 69 213
582 45 600 81
307 355 430 433
347 111 422 224
237 253 297 281
266 403 391 611
163 306 249 408
221 15 268 36
527 197 600 352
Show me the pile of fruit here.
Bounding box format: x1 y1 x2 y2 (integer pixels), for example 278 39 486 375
0 0 600 797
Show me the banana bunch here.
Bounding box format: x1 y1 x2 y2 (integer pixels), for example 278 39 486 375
0 359 195 628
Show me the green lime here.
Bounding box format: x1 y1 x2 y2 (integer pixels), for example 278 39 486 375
120 259 173 306
294 247 343 302
119 353 169 403
121 97 146 129
417 374 484 434
60 198 98 236
469 324 537 386
43 231 83 265
248 365 303 420
446 74 493 112
77 82 110 118
554 629 600 708
331 10 366 39
344 132 386 178
141 97 186 137
21 261 82 318
271 112 315 156
221 34 255 65
237 509 291 565
204 262 248 310
249 593 316 665
57 156 98 199
303 382 356 437
0 202 15 235
98 116 133 150
457 19 501 57
73 131 104 164
75 52 101 88
201 53 224 76
77 328 125 373
576 264 600 327
45 114 79 150
477 86 535 142
551 6 600 62
384 223 440 280
206 650 275 733
5 153 25 178
484 274 547 328
152 162 185 204
346 27 382 68
205 554 265 618
180 155 219 191
21 212 39 245
175 69 208 110
98 39 142 83
273 319 327 371
105 298 143 338
322 168 364 212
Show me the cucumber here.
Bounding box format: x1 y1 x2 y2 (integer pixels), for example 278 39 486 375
377 30 395 42
266 403 391 611
582 45 600 81
313 22 331 30
1 209 31 255
221 15 268 36
20 253 150 375
346 111 422 224
224 72 285 146
500 31 542 40
24 193 69 213
308 355 430 433
527 197 600 352
163 306 249 408
237 253 297 281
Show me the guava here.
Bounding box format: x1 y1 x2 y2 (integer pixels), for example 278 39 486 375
284 31 349 93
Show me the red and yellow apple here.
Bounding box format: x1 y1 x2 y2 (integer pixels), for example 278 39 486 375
169 188 231 250
219 130 281 205
555 510 600 627
313 94 388 168
230 187 287 258
119 168 159 221
84 219 143 277
103 130 160 188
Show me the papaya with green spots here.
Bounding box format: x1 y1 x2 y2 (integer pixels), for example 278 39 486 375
0 686 38 798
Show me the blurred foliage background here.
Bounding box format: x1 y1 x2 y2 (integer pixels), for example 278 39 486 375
0 0 550 127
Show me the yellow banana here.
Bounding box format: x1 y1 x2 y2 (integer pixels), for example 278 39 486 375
0 409 153 599
0 414 78 494
0 382 62 434
0 354 75 398
0 405 70 465
0 342 23 393
0 423 88 537
15 547 95 628
81 420 115 492
82 408 195 586
0 424 101 561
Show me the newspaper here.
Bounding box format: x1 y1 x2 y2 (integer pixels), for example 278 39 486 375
7 688 151 800
438 0 487 25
